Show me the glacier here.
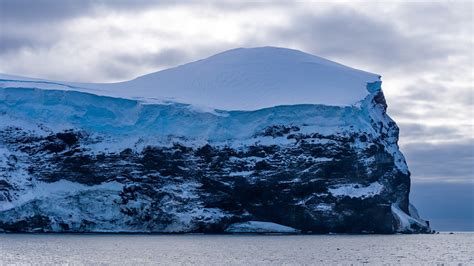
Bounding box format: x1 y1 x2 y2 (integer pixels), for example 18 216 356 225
0 47 431 233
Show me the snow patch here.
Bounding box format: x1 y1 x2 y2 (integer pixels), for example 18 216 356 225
329 182 383 199
391 204 429 232
0 180 123 211
314 203 333 212
225 221 300 233
228 171 253 177
314 157 333 162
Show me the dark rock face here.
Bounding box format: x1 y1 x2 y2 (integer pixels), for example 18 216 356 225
0 87 431 234
0 129 428 233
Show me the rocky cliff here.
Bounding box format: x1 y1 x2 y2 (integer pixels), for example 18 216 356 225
0 47 431 233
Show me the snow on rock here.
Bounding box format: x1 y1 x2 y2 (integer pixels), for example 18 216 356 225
408 203 422 220
314 203 334 212
0 46 379 111
225 221 300 233
0 180 123 212
329 182 384 199
0 47 430 234
391 204 431 233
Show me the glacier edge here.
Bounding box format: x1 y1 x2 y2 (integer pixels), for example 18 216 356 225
0 82 431 234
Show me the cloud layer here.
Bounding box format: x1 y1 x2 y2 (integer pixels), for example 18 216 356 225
0 0 472 183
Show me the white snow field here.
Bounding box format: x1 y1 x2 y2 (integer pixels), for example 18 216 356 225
0 46 380 110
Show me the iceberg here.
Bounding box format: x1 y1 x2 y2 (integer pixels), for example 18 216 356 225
0 47 431 233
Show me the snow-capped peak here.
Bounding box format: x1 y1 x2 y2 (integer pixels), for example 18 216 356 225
0 46 380 111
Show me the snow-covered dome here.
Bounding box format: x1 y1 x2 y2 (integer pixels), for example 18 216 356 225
0 47 380 110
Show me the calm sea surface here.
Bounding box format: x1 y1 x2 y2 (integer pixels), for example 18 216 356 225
1 233 473 265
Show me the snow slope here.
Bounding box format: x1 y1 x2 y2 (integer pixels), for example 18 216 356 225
0 47 380 110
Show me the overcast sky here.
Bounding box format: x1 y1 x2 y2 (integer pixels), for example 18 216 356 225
0 0 472 186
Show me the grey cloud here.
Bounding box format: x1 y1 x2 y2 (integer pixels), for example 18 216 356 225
0 0 92 23
387 99 439 121
0 0 279 24
270 6 459 73
100 45 233 81
200 0 291 11
114 48 189 69
0 35 35 54
98 63 135 82
452 88 474 107
95 49 190 81
385 77 471 125
402 139 474 183
399 80 449 102
394 1 473 35
398 123 463 141
0 29 58 55
0 0 255 61
0 0 188 59
0 0 166 24
400 90 440 103
0 0 91 55
0 21 63 55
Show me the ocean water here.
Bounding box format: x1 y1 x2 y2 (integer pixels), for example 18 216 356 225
1 233 473 265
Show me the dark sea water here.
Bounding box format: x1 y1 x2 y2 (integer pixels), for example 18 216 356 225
1 233 473 265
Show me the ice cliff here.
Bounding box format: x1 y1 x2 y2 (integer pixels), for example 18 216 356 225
0 47 431 233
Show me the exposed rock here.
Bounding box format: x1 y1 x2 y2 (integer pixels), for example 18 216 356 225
0 47 431 234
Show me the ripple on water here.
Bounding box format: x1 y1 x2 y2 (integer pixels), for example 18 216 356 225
0 233 473 265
